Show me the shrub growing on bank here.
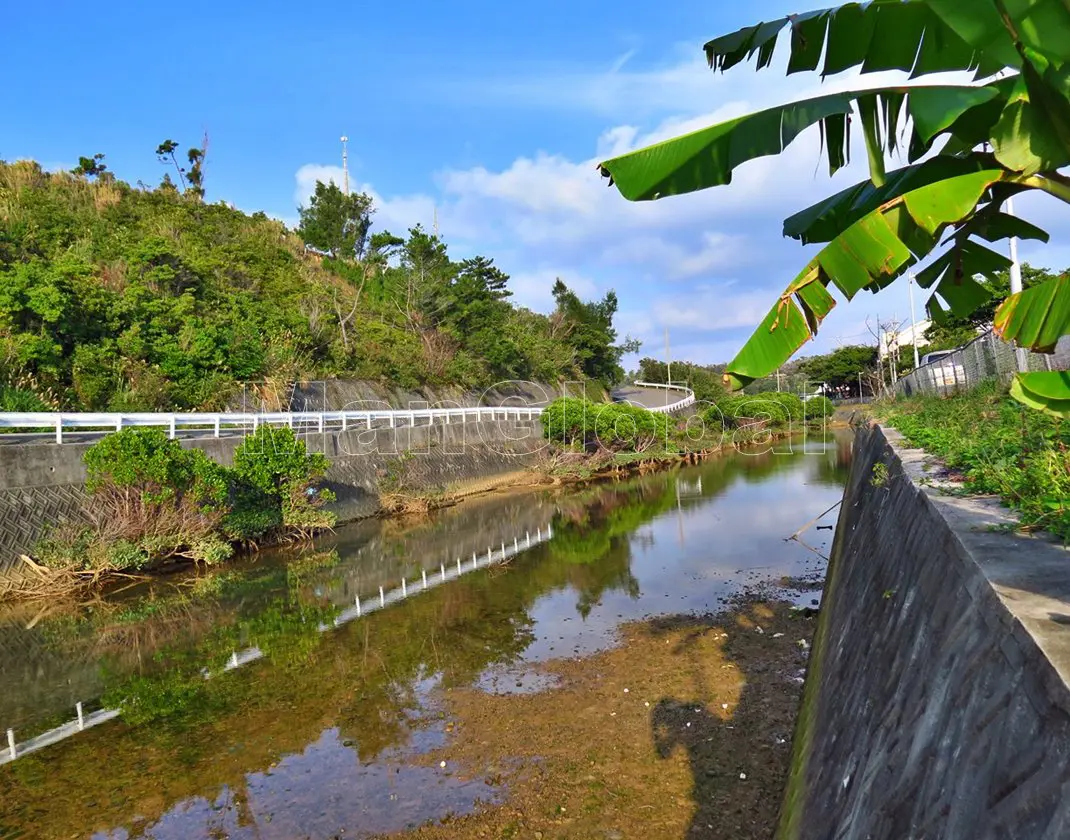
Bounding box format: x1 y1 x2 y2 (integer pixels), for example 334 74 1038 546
704 395 790 429
803 396 835 421
37 426 336 574
542 397 671 451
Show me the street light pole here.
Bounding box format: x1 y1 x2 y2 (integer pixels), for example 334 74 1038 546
907 273 921 369
340 136 349 196
1006 197 1029 372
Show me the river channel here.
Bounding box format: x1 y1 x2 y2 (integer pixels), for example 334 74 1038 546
0 433 851 840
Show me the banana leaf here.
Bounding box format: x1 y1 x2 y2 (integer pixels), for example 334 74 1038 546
598 86 1000 202
723 169 1010 388
703 1 1013 78
993 275 1070 351
1009 371 1070 417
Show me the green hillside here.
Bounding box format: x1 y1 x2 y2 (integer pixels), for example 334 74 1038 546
0 157 632 411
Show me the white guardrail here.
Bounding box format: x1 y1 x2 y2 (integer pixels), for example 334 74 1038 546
0 384 694 443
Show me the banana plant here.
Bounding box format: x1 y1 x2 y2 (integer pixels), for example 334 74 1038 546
598 0 1070 415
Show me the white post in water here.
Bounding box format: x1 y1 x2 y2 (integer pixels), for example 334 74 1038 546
7 729 15 760
355 596 361 616
76 702 84 731
379 586 385 607
441 562 446 581
1006 197 1029 372
401 578 407 597
422 569 427 589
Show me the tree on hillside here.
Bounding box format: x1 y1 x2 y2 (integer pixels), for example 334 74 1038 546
72 154 107 179
598 0 1070 416
155 136 208 199
552 280 638 386
297 180 375 260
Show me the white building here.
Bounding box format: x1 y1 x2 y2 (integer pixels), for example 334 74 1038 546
879 319 931 361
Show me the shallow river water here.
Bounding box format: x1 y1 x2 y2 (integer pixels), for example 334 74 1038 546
0 433 851 840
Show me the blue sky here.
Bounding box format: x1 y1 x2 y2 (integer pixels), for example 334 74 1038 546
4 1 1068 369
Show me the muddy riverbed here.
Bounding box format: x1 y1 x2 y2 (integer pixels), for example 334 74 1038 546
0 433 850 840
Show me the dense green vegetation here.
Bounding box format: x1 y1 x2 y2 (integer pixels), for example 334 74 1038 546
541 397 672 451
702 392 833 430
883 384 1070 539
35 427 334 575
0 158 634 412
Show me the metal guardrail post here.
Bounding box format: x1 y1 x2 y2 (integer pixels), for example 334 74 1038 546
55 416 62 444
169 416 176 439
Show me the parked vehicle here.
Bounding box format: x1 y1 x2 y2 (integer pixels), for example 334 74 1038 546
919 348 966 390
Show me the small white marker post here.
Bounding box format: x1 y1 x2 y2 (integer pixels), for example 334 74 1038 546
379 586 385 607
441 563 446 581
401 578 407 597
514 537 519 552
422 570 428 589
457 557 462 574
76 702 84 731
7 729 15 760
501 541 506 557
355 596 361 616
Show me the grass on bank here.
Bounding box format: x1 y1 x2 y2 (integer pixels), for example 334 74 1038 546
880 382 1070 540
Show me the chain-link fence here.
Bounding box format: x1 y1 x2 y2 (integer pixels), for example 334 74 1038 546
895 330 1070 397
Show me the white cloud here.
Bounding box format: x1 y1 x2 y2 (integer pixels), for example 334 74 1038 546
292 55 1009 368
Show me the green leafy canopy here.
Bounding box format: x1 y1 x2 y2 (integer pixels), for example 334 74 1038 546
598 0 1070 414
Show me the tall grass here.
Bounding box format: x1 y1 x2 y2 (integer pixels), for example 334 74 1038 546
882 382 1070 539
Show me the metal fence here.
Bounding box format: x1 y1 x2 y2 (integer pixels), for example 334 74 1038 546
0 384 697 443
895 330 1070 398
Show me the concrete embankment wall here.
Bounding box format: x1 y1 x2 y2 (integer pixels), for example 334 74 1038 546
0 380 554 577
782 424 1070 839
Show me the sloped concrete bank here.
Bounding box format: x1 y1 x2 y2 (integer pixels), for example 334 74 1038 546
781 424 1070 840
0 412 546 578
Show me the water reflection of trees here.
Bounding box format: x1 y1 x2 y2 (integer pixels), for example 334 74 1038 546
0 444 850 839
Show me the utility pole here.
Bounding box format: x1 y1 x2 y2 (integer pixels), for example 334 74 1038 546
907 273 921 369
665 327 672 389
340 135 349 196
775 368 783 392
1006 197 1029 372
858 370 864 400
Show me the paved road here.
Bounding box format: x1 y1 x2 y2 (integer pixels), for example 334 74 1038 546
611 385 684 410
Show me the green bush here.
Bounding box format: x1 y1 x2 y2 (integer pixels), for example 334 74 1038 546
39 426 334 575
542 397 670 451
542 397 595 446
803 396 835 421
83 428 228 508
704 395 790 428
232 426 336 532
592 402 671 450
767 392 804 421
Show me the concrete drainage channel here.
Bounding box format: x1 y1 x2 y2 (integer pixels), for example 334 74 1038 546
781 424 1070 839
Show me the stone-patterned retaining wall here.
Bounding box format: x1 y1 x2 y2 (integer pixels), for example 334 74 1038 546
780 425 1070 839
0 417 545 578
